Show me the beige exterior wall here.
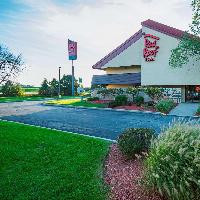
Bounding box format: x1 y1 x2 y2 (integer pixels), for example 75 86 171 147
102 37 142 68
105 66 141 74
106 84 131 89
141 27 200 86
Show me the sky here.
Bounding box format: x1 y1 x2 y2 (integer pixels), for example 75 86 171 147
0 0 193 87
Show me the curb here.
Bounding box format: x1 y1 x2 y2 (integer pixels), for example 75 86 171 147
0 119 116 143
43 103 200 118
43 103 163 116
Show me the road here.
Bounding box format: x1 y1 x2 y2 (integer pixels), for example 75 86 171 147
0 101 194 140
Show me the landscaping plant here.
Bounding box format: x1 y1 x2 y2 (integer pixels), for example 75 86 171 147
134 95 144 106
196 104 200 115
144 87 162 103
145 122 200 200
127 87 140 101
114 95 128 106
155 99 175 114
87 97 99 101
108 101 118 108
118 128 156 159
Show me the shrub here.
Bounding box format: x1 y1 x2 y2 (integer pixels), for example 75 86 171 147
145 123 200 200
115 95 128 106
144 87 162 103
196 105 200 115
156 99 175 114
1 81 24 97
118 128 156 159
87 97 99 101
108 101 118 108
134 95 144 106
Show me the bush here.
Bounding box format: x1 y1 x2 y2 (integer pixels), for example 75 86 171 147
196 105 200 115
155 99 175 114
115 95 128 106
144 87 162 103
145 123 200 200
108 101 118 108
134 95 144 106
1 81 24 97
118 128 156 159
87 97 99 101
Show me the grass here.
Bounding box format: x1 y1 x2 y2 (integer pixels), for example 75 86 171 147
22 87 40 93
46 99 107 108
0 120 110 200
0 96 48 103
0 96 82 103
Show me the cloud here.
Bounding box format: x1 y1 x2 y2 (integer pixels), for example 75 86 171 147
0 0 192 86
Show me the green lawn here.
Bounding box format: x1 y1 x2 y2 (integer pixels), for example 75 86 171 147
22 87 40 93
0 96 48 103
0 96 82 103
46 99 107 108
0 120 110 200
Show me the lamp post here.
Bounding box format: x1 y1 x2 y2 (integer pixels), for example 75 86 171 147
58 67 61 98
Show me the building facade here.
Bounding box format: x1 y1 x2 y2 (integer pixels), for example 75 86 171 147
92 19 200 103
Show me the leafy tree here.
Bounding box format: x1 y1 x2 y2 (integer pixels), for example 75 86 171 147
0 45 24 84
60 75 79 96
1 80 24 97
39 78 51 96
144 87 162 103
126 87 140 101
49 78 59 96
169 0 200 68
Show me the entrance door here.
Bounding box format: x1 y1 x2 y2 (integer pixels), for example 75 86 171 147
186 85 200 102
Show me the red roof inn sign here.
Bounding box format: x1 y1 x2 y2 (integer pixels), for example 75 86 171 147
143 34 160 62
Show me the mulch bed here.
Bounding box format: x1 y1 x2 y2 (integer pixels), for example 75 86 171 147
91 101 157 112
104 144 165 200
114 105 156 112
91 100 112 104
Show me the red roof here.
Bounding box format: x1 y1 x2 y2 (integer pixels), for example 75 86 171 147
141 19 185 39
92 19 186 70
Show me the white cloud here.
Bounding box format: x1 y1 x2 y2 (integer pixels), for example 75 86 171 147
0 0 192 86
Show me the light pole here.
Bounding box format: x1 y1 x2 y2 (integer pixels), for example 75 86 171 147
58 67 61 98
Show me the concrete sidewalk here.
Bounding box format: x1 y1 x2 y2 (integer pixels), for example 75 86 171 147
169 103 199 117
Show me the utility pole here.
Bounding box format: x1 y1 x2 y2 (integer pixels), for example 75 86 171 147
58 67 61 98
72 60 74 96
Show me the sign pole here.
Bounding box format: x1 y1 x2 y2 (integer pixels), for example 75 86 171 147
58 67 61 98
72 60 74 96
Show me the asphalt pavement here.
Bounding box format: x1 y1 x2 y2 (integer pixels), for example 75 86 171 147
0 101 196 140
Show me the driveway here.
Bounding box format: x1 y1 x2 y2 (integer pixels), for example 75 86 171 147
0 101 196 140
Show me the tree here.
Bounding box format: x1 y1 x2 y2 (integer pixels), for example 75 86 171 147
0 45 24 84
60 75 79 96
126 87 140 101
49 78 59 96
1 80 24 97
39 78 51 96
169 0 200 68
144 87 162 103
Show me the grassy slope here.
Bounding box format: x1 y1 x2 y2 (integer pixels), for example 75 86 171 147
46 99 106 108
0 121 110 200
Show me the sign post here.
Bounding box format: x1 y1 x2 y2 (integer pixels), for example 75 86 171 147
58 67 61 98
68 39 77 96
